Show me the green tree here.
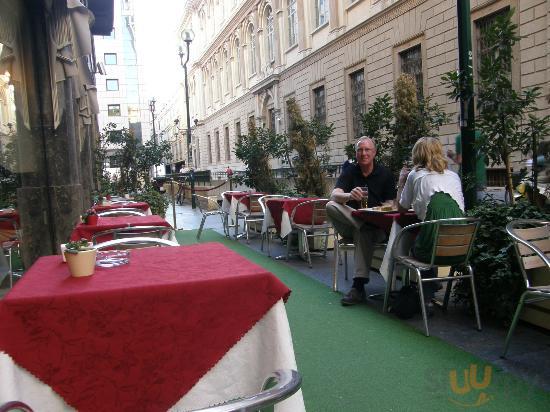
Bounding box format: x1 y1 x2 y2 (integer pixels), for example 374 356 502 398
233 120 287 193
361 77 449 178
286 98 333 196
96 123 172 194
0 134 19 208
442 10 550 204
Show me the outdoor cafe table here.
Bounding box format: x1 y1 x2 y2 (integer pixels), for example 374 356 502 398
70 214 173 242
0 243 305 412
351 209 419 282
92 201 152 215
262 197 321 239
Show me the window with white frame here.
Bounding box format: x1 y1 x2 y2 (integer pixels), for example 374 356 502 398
207 134 212 163
224 126 230 160
288 0 297 47
215 130 221 162
106 79 119 91
399 45 423 99
248 25 256 75
266 7 274 62
315 0 329 27
350 70 366 138
104 53 117 65
313 85 326 124
107 104 121 116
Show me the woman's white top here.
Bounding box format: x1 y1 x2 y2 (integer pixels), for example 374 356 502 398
399 168 464 221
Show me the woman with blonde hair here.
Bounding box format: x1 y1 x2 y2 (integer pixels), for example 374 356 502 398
396 137 465 313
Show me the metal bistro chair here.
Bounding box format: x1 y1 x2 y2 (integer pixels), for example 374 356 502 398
287 199 331 268
258 195 290 257
331 231 386 292
91 226 174 245
235 193 265 243
94 237 178 250
189 369 302 412
96 209 146 217
193 194 226 240
0 401 34 412
383 217 482 337
0 217 21 287
220 191 241 237
503 219 550 358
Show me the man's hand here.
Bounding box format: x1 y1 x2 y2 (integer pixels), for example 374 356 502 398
349 187 364 202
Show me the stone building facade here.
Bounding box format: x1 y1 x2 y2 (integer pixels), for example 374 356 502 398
178 0 549 179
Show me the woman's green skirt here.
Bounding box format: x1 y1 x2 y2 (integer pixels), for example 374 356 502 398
413 191 464 264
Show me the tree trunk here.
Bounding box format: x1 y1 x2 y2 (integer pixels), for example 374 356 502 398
504 153 515 205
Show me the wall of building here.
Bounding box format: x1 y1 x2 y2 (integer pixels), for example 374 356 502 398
180 0 549 175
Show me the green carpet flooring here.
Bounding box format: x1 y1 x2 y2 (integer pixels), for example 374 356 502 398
176 229 550 411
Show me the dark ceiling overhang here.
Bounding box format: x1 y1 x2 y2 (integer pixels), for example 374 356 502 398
88 0 114 36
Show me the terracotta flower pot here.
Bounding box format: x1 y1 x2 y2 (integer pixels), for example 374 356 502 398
86 214 98 225
64 249 97 277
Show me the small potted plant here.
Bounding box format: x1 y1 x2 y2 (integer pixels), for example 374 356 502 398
64 238 97 277
81 209 98 225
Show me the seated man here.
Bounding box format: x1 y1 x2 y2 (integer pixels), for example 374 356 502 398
326 136 396 306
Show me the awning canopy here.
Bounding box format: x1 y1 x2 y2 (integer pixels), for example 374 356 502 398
88 0 114 35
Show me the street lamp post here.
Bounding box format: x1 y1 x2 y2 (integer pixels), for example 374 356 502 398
149 98 157 144
178 29 196 209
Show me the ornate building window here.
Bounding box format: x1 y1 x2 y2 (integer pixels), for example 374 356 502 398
224 50 231 94
400 45 423 99
350 69 365 138
266 7 274 62
288 0 297 47
248 25 256 75
313 86 326 124
315 0 329 27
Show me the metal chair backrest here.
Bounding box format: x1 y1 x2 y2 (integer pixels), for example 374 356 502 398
0 217 19 242
188 369 302 412
506 219 550 288
97 209 146 217
91 226 173 244
0 401 34 412
193 194 222 213
237 193 264 215
93 237 178 250
392 217 480 267
290 199 330 228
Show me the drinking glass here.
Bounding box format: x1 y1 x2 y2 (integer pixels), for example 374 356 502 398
360 186 369 209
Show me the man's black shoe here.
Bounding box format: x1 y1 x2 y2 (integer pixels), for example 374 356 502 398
341 288 366 306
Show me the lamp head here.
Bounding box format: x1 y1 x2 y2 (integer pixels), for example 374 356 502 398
180 29 195 43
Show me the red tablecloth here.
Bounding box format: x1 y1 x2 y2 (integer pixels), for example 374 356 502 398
266 198 321 234
70 215 171 241
351 210 419 233
92 201 150 213
0 243 291 412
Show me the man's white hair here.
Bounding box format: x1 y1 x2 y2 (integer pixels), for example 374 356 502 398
354 136 376 151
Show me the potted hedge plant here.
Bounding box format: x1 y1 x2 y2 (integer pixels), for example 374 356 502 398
64 239 97 277
81 209 98 225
